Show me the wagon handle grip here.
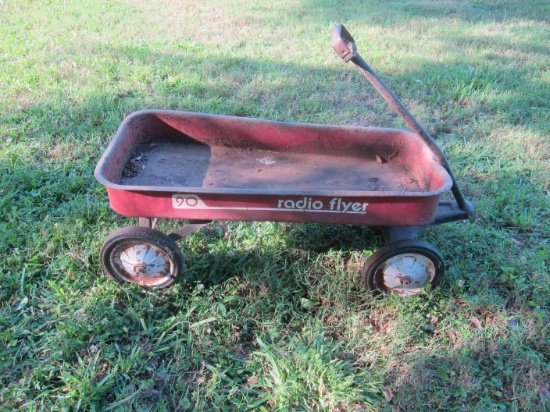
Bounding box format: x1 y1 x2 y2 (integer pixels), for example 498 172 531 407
331 24 357 63
331 24 474 216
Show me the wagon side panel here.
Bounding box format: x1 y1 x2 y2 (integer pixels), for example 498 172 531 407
106 188 440 226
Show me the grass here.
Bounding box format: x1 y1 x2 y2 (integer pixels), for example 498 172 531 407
1 0 549 410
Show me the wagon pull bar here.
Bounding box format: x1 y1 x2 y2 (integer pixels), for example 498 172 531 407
331 24 474 216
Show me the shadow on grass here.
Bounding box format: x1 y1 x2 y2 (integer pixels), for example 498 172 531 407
100 221 548 410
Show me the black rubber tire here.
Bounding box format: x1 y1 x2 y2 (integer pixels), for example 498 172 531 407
362 240 444 296
100 226 184 289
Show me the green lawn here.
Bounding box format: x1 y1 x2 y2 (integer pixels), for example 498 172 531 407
1 0 549 410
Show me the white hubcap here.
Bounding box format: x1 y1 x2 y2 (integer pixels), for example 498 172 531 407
112 242 171 282
381 253 435 296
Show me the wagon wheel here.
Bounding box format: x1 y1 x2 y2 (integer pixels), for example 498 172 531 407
100 226 184 289
362 240 444 296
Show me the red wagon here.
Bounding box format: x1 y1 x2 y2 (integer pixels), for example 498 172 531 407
94 25 473 296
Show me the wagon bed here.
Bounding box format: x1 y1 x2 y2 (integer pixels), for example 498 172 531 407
95 110 452 226
120 142 424 193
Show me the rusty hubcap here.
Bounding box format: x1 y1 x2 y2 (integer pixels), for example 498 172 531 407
110 241 172 285
382 253 435 296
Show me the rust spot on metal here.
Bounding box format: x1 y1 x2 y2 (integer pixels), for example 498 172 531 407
375 155 386 164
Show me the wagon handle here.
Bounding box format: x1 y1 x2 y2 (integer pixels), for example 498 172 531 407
331 24 474 216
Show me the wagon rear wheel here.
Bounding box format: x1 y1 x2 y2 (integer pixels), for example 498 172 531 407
363 240 444 296
100 226 184 289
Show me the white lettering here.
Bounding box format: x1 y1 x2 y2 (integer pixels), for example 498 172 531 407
296 197 307 208
275 197 368 214
340 201 349 213
172 194 368 214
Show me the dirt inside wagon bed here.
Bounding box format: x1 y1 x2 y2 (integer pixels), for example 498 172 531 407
119 142 423 192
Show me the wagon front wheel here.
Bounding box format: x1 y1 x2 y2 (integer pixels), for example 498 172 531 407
363 240 444 296
100 226 184 289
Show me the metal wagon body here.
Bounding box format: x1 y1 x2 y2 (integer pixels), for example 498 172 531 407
94 25 473 295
